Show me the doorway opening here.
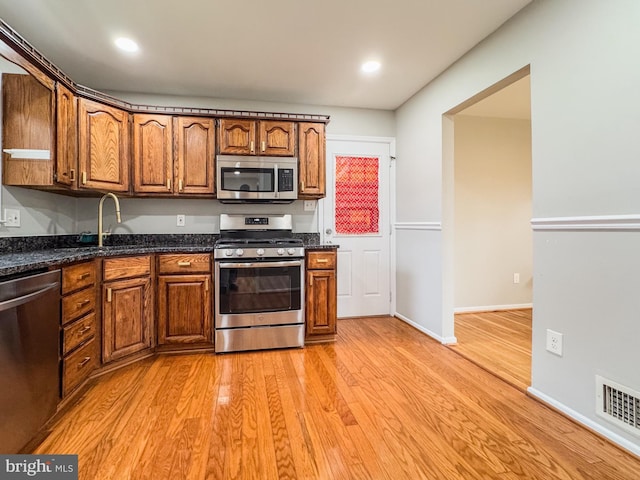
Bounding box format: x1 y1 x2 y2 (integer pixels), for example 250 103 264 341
445 69 532 391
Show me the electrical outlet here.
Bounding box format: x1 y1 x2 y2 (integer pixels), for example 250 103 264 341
303 200 316 212
513 273 520 284
4 208 20 227
176 214 186 227
546 329 563 356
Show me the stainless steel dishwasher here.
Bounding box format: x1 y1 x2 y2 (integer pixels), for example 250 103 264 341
0 269 61 453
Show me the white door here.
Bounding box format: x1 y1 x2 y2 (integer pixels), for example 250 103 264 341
322 137 394 318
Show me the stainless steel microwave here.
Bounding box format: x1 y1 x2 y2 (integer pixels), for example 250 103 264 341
216 155 298 203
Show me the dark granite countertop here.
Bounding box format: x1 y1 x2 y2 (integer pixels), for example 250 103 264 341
0 245 215 278
305 244 339 250
0 234 336 278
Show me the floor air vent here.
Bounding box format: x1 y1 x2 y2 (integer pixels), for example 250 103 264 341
596 375 640 437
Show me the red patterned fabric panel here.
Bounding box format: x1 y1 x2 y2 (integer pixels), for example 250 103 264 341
335 156 379 234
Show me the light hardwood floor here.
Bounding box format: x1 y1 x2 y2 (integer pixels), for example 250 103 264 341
450 309 532 391
35 316 639 479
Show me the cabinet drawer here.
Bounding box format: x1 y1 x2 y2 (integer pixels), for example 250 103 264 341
306 250 336 270
62 312 96 356
158 253 211 274
103 255 151 281
62 287 96 325
62 338 97 397
62 261 96 294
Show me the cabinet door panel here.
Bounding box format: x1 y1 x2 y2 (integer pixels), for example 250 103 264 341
175 117 215 194
55 83 77 187
133 114 173 193
78 98 129 192
298 122 325 198
306 269 336 336
158 275 211 344
218 118 256 155
103 276 152 362
259 121 295 156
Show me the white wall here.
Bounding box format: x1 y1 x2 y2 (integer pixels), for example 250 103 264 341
454 115 532 310
395 0 640 451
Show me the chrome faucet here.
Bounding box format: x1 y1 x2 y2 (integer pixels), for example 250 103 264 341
98 192 121 248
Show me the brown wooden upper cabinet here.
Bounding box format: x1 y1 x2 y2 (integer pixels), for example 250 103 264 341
132 114 173 194
78 98 130 192
298 122 326 198
218 118 295 156
1 73 55 187
55 83 78 188
175 116 216 195
133 115 215 195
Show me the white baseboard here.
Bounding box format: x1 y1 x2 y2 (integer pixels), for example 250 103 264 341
527 387 640 458
454 303 533 314
394 312 457 345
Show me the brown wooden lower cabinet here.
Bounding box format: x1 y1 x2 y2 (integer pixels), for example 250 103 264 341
305 249 337 343
157 275 212 345
102 256 153 363
157 253 213 347
60 260 98 397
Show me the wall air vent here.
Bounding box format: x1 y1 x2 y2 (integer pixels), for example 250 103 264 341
596 375 640 437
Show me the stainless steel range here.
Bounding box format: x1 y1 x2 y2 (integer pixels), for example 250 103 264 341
214 214 304 353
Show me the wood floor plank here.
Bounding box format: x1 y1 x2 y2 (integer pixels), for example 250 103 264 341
33 316 640 479
451 309 532 390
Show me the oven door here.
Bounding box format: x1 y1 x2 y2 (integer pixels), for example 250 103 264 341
215 259 304 328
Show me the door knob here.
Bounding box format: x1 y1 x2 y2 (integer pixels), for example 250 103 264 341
325 228 332 235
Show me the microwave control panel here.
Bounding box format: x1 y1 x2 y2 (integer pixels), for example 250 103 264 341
278 169 295 192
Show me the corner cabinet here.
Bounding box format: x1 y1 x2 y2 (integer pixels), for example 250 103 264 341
298 122 326 198
102 256 153 363
78 98 130 192
157 254 213 348
55 83 78 188
1 73 55 187
305 248 337 343
218 118 295 156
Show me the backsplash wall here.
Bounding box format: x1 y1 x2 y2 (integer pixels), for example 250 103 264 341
75 197 319 236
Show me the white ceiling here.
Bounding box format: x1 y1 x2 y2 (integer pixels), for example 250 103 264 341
0 0 532 110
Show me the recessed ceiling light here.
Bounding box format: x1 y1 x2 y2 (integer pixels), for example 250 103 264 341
114 37 139 53
361 60 381 73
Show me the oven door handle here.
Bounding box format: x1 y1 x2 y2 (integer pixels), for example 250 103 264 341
218 260 303 269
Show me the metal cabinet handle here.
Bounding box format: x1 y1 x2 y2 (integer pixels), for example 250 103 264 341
78 272 91 280
82 171 87 185
261 141 266 152
167 178 172 190
179 179 183 192
106 288 112 303
77 299 91 307
316 259 328 263
177 261 191 267
78 357 91 369
70 169 76 181
250 141 255 153
77 325 92 336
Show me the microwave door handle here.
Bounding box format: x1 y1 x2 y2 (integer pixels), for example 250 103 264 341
274 164 279 199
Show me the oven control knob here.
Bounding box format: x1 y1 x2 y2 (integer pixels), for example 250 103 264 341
277 248 285 256
287 248 296 255
225 249 233 256
256 248 265 256
235 248 244 257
